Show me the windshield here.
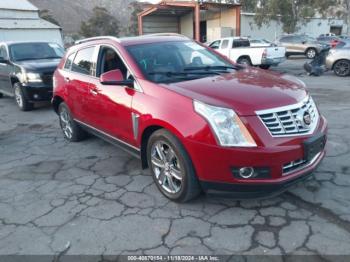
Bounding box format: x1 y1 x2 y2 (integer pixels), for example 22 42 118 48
9 42 64 62
126 41 236 83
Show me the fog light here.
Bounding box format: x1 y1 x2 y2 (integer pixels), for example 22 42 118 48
239 167 255 179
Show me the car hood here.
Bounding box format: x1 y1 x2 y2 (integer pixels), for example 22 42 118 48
162 68 308 116
14 58 61 72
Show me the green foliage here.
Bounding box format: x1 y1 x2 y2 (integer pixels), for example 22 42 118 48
241 0 336 33
80 6 120 37
39 9 60 26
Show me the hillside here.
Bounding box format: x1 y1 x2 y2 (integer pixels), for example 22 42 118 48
29 0 137 35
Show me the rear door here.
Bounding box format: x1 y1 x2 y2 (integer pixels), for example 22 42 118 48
66 46 97 123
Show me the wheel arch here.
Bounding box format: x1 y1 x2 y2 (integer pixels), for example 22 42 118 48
237 55 252 64
52 95 64 114
332 59 350 70
139 121 187 170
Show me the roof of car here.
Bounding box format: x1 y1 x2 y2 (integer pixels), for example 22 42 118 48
73 34 191 48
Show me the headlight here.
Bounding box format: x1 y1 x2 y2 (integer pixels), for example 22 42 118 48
193 100 256 147
26 72 42 83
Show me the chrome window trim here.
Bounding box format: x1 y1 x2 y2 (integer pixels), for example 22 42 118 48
255 95 320 137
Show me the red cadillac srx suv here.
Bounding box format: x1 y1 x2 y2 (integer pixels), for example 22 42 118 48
52 34 327 202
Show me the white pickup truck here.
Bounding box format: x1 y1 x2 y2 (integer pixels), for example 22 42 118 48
208 37 286 69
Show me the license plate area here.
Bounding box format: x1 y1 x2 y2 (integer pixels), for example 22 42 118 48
303 134 326 161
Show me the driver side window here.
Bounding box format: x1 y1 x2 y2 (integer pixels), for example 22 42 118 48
97 46 128 79
209 40 221 49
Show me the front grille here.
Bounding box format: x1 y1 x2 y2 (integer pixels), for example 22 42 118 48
256 96 319 137
41 73 54 87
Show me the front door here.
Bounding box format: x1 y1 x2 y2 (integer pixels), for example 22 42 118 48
88 45 135 146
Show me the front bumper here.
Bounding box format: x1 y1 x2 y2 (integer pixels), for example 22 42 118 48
262 57 286 66
22 84 53 102
184 115 327 198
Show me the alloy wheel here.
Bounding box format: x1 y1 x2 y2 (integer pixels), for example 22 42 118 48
334 61 350 77
150 141 183 194
307 49 316 59
60 108 73 139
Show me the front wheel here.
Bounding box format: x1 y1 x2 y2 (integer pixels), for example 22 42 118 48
237 57 252 66
306 48 317 59
14 83 33 111
333 60 350 77
147 129 201 202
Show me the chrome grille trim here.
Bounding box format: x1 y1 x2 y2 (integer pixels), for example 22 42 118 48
282 152 322 175
256 96 319 137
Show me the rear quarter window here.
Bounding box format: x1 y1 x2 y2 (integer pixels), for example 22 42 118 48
64 53 75 70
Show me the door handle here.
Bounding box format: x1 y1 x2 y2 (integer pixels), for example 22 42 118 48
90 88 98 95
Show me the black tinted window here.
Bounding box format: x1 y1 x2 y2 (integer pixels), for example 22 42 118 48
64 53 75 70
72 47 95 75
232 40 250 48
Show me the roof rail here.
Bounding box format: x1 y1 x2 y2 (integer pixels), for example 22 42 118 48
74 36 120 45
142 33 189 38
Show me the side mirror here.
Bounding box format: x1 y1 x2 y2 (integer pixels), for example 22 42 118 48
0 57 8 64
100 69 134 87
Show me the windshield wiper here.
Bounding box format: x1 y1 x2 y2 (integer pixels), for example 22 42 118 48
42 56 62 59
184 65 240 71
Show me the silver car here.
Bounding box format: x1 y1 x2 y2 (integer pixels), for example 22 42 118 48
326 40 350 77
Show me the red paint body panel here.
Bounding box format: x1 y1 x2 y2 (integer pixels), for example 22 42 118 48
53 36 328 194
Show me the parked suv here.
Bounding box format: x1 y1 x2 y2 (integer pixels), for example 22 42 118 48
278 35 327 59
0 42 64 111
53 34 327 202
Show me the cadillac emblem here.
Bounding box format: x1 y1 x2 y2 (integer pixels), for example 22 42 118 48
303 110 312 126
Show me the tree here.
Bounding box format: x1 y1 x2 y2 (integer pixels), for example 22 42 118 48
80 6 120 37
127 2 145 36
39 9 60 26
240 0 336 33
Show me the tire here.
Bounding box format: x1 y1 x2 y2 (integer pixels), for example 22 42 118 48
259 65 271 70
306 48 317 59
333 60 350 77
0 92 3 98
14 83 33 111
237 57 252 66
58 102 87 142
147 129 201 202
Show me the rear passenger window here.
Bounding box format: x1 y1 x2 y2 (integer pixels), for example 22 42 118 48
221 40 229 49
72 47 95 75
64 53 75 70
232 40 250 48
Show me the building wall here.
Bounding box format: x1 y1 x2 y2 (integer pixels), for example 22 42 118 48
0 9 39 19
180 12 193 38
205 8 237 43
241 13 347 41
0 29 63 45
142 16 179 35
